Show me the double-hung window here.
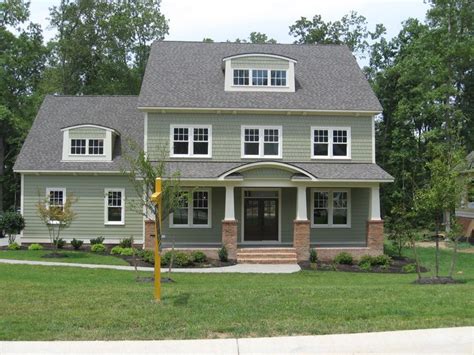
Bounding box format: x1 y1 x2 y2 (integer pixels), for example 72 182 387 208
46 188 65 224
171 190 211 228
311 127 351 159
105 189 125 225
170 125 211 157
242 126 282 158
232 69 288 87
233 69 249 85
311 189 350 228
70 139 104 156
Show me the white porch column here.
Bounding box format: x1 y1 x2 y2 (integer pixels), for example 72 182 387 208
296 185 308 221
224 185 236 221
369 185 382 221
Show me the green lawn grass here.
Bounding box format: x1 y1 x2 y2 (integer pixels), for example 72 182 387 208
0 247 472 340
0 249 128 266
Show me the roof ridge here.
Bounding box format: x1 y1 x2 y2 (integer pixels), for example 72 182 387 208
152 40 347 47
48 94 138 98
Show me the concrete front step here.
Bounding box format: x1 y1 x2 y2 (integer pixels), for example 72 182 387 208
237 258 298 264
237 253 296 259
237 247 298 264
238 248 296 253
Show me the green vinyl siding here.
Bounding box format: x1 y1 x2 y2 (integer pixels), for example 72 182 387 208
241 168 293 180
308 187 369 247
69 127 107 139
232 56 290 70
148 113 373 162
22 175 142 242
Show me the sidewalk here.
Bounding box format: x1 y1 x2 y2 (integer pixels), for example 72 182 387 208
0 258 301 274
0 327 472 354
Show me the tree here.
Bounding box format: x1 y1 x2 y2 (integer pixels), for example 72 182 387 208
231 32 277 44
37 195 77 251
0 211 25 244
289 11 385 58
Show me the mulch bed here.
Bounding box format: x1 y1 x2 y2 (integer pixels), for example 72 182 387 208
118 255 236 268
413 277 464 285
299 256 428 274
41 252 70 258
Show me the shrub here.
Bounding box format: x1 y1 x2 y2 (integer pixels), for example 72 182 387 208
359 260 372 271
140 250 154 264
119 247 134 256
110 246 124 255
71 238 84 250
91 243 106 253
372 254 392 267
191 251 207 263
28 243 43 251
161 251 192 267
118 237 134 248
334 252 353 265
218 246 228 262
309 248 318 263
90 236 105 245
54 238 66 249
402 263 417 273
7 243 20 250
0 211 26 244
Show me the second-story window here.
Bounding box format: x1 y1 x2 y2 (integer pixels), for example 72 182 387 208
312 127 351 159
252 70 268 86
232 69 288 87
70 139 86 155
271 70 287 86
233 69 249 85
171 125 211 158
242 126 282 158
70 139 104 155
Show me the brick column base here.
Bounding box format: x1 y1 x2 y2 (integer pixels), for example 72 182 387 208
222 220 238 260
144 220 155 250
293 220 310 261
367 220 384 252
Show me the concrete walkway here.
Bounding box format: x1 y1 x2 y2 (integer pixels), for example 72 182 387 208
0 327 472 354
0 258 301 274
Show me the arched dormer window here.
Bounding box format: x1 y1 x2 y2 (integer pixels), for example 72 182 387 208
61 124 118 162
222 53 297 93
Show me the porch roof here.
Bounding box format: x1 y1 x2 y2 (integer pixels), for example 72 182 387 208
165 161 393 182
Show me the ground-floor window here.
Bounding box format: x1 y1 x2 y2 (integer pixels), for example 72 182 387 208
105 188 125 225
170 189 211 228
311 188 351 228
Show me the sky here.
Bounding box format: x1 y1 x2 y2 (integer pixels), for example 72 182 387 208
30 0 430 46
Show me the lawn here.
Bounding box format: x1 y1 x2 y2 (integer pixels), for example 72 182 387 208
0 249 128 266
0 247 472 340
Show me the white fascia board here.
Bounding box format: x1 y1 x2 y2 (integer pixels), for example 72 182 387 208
15 170 127 175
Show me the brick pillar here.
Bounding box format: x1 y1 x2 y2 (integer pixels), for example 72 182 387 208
367 220 384 252
222 220 238 260
293 220 310 261
144 220 155 250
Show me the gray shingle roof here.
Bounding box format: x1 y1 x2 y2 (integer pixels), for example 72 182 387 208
165 161 393 181
138 41 382 112
13 95 142 172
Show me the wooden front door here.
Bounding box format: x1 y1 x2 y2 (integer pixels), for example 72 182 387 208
244 197 279 241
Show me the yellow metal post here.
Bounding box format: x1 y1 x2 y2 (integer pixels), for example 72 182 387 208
151 178 162 302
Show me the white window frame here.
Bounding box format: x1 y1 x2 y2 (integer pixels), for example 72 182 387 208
311 188 351 228
232 68 289 88
241 126 283 159
70 138 105 156
311 127 351 160
170 189 212 228
169 125 212 158
104 188 125 226
45 188 66 224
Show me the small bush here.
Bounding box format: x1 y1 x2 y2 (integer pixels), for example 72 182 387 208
91 243 106 253
359 260 372 271
218 246 228 262
71 238 84 250
118 237 133 248
191 251 207 263
28 243 43 251
7 243 20 250
119 247 134 256
358 255 373 266
0 211 26 244
54 238 66 249
372 254 392 267
334 252 353 265
110 246 124 255
140 250 154 264
90 236 105 245
161 251 192 267
309 248 318 263
402 263 417 273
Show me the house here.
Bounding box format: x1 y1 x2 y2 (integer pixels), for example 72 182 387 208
455 151 474 241
14 41 393 263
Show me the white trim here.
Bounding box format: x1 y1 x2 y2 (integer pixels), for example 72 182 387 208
455 209 474 218
61 124 118 135
169 189 212 228
310 188 352 228
19 174 24 241
45 187 66 224
220 161 314 180
224 185 236 221
369 185 381 221
104 188 125 226
169 124 212 158
222 53 298 63
144 112 148 154
241 126 283 159
311 126 352 160
69 138 105 157
138 106 382 116
371 115 376 163
231 68 289 88
241 188 281 244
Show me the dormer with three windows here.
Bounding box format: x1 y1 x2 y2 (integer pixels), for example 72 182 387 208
61 124 117 162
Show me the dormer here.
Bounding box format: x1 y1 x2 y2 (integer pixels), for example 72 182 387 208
223 53 297 93
61 124 118 162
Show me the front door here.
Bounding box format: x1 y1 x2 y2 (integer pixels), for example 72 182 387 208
243 190 279 242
